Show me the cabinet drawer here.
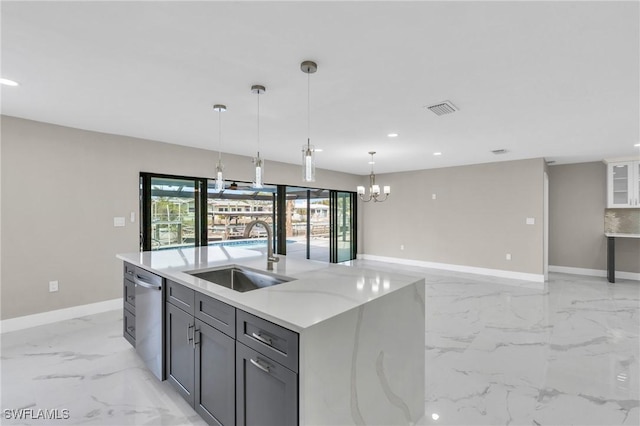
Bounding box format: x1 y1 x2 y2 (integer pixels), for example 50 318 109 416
236 310 299 373
195 292 235 338
167 280 195 314
124 262 136 280
123 307 136 346
124 278 136 313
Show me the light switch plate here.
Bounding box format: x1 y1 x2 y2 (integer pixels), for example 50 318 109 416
114 217 125 227
526 217 535 225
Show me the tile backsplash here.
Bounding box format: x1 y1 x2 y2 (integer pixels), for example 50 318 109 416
604 208 640 234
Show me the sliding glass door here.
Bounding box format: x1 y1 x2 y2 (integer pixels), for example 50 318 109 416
282 187 330 262
140 173 357 262
330 191 357 263
206 182 277 248
140 174 206 251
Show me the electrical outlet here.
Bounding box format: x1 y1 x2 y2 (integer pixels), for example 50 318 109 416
432 194 437 200
400 244 405 251
505 253 512 261
130 212 136 222
49 280 59 292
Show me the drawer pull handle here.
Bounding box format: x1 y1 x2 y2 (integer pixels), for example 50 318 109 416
250 358 270 373
193 329 200 349
252 332 272 345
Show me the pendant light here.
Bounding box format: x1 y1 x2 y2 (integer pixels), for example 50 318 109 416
301 60 317 182
357 151 391 202
212 104 226 192
251 84 265 189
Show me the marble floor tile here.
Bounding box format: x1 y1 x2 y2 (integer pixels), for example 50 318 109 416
1 312 207 425
2 263 639 426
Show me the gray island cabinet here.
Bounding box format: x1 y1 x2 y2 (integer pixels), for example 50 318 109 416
118 246 425 425
165 279 296 426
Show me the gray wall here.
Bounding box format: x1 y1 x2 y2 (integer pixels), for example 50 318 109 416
549 162 640 273
6 115 630 321
0 116 362 320
360 158 546 275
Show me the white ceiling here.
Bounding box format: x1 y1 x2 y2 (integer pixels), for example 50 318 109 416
1 1 638 175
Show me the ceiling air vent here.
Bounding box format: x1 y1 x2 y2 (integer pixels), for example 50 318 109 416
425 100 457 116
491 149 508 155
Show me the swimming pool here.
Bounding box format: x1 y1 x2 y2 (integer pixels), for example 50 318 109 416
155 238 298 251
207 238 291 248
156 238 294 251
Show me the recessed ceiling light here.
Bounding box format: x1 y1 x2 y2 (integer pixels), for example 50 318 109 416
387 133 398 138
634 143 640 147
433 152 442 156
0 78 19 86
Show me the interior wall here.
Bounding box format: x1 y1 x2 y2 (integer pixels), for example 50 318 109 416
360 158 545 276
0 116 361 320
548 162 640 273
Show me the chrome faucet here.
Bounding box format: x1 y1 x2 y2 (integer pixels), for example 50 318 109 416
244 220 279 270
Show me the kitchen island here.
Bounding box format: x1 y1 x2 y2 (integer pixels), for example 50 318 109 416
117 246 425 425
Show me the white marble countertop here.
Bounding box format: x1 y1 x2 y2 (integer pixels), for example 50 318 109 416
117 247 423 332
605 233 640 238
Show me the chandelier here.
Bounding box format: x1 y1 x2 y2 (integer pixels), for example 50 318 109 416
357 151 390 202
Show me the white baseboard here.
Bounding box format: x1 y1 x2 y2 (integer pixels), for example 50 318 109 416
549 265 640 281
0 298 123 334
358 254 545 283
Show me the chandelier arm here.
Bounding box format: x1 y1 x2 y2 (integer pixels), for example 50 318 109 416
359 193 373 203
373 193 389 203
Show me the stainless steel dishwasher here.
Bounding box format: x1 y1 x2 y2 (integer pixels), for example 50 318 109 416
133 268 164 380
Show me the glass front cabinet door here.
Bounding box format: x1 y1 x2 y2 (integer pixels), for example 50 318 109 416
607 161 640 208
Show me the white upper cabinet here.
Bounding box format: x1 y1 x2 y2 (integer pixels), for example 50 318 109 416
607 161 640 208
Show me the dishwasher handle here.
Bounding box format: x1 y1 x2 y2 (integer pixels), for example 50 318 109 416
134 276 162 290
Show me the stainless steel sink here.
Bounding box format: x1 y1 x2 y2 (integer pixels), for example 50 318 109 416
185 266 294 292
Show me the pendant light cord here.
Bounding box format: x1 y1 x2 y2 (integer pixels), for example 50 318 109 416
218 110 222 161
307 71 311 148
257 91 260 157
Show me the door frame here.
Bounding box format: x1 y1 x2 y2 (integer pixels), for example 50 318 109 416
544 171 549 281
